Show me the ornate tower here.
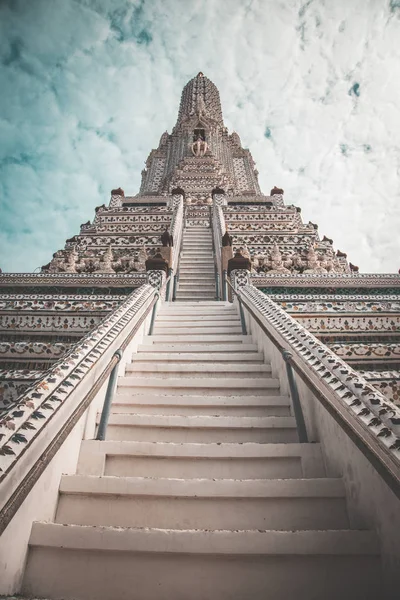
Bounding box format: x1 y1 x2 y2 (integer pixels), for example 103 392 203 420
139 72 261 200
0 72 399 414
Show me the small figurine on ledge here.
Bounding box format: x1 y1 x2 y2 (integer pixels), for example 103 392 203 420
161 227 174 247
222 229 233 247
270 186 284 196
227 249 251 275
349 263 359 272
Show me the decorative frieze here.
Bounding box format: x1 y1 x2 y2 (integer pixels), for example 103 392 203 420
0 296 124 312
253 273 400 287
0 273 147 288
0 340 73 359
0 314 100 332
274 298 400 313
294 314 400 334
328 342 400 361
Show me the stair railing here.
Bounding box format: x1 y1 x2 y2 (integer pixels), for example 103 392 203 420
210 207 221 301
167 194 184 302
0 283 159 538
228 273 400 498
226 276 307 442
211 198 226 300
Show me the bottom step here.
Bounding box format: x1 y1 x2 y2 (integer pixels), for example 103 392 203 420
23 523 382 600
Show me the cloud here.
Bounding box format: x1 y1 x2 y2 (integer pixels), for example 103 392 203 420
0 0 399 273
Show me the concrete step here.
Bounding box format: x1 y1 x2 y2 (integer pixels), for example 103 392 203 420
178 284 216 290
145 334 251 343
182 244 213 248
152 323 241 330
179 278 215 283
179 270 215 275
180 258 213 262
179 252 214 260
175 295 217 301
129 351 264 361
110 395 290 416
161 301 228 307
77 440 325 479
125 362 272 379
155 314 239 322
23 523 382 600
126 362 270 373
157 310 237 317
151 326 242 335
102 414 298 443
178 274 214 278
155 317 240 324
182 252 213 257
137 343 260 352
56 475 349 530
117 375 281 393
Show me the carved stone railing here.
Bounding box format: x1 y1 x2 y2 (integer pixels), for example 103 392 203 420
0 283 156 489
251 273 400 287
0 272 148 288
235 277 400 466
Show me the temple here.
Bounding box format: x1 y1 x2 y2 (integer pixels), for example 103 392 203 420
1 73 400 599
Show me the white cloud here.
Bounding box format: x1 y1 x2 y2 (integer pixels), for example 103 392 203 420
0 0 399 273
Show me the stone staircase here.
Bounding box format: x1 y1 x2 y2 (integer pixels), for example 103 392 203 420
21 302 382 599
176 226 215 301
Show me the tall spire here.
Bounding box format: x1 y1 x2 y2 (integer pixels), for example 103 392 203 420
175 72 224 127
138 73 261 201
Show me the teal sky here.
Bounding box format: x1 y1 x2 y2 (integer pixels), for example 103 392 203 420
0 0 399 272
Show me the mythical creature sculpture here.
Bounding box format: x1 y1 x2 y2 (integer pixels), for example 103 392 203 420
96 246 115 274
136 246 148 271
304 246 327 274
268 243 290 274
64 248 78 273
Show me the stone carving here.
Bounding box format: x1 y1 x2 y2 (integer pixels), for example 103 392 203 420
268 243 290 274
96 246 115 274
137 246 148 271
304 246 327 274
64 247 78 273
191 136 208 157
147 269 167 289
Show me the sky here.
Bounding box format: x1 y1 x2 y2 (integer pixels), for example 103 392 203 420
0 0 399 273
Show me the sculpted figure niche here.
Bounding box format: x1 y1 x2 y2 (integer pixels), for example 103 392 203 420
191 133 208 157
